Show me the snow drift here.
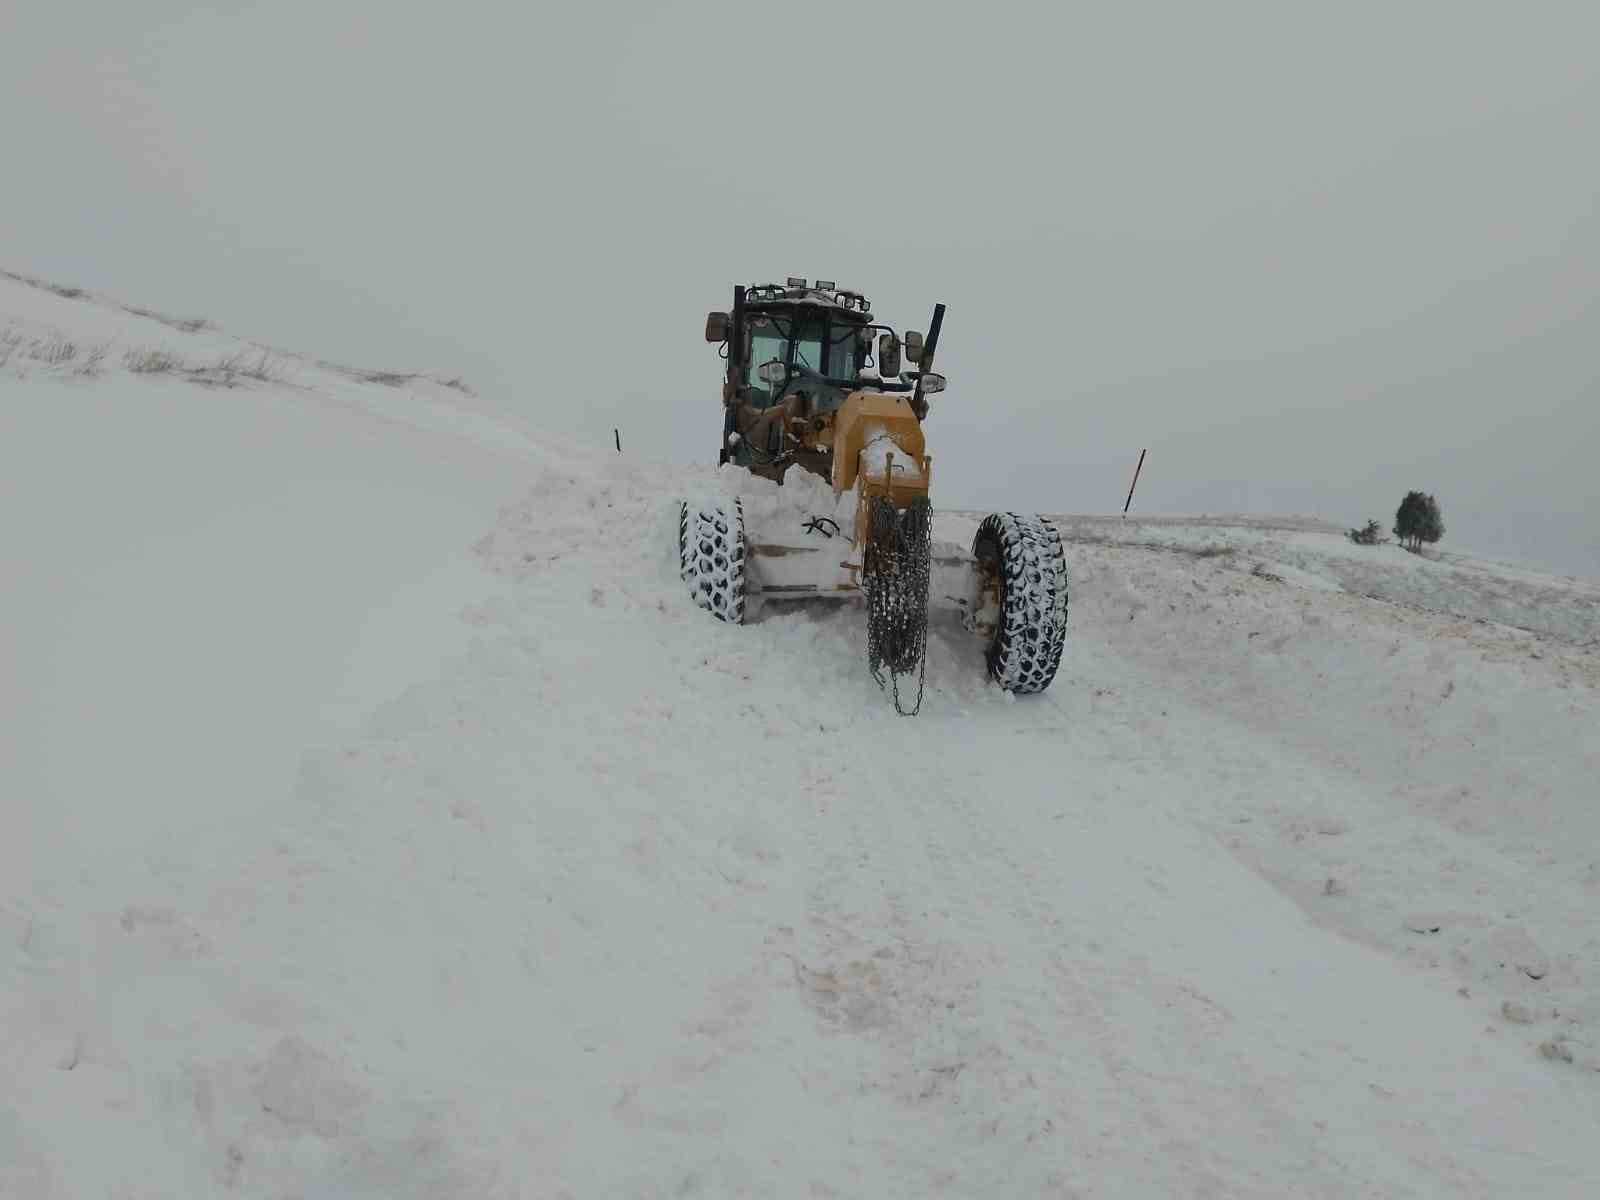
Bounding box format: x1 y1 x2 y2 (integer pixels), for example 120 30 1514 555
4 272 1598 1198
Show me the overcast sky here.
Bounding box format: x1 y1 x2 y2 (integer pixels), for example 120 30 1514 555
5 1 1597 577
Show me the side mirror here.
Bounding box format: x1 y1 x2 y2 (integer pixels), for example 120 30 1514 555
917 372 946 395
877 333 901 378
904 330 924 363
705 311 729 343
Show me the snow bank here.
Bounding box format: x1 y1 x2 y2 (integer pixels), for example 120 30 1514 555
1031 513 1600 645
1067 531 1600 1069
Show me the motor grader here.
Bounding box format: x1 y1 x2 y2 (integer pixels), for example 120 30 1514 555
679 277 1067 713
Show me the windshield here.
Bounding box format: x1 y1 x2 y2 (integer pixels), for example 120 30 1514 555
793 318 824 372
742 309 862 406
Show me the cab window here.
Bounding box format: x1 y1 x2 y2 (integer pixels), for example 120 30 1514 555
792 319 825 373
827 326 858 379
744 319 788 408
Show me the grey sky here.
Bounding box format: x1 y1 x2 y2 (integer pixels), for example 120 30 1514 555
5 0 1597 577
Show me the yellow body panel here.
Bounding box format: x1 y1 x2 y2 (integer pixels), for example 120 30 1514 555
828 391 931 499
825 390 934 553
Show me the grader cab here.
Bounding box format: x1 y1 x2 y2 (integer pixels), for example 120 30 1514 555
680 278 1068 714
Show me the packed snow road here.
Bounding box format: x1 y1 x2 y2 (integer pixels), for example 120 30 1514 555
4 295 1598 1196
506 490 1597 1198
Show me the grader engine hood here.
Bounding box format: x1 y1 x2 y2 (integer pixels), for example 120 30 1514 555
829 392 930 499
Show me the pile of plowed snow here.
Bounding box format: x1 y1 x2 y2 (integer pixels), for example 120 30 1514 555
5 273 1598 1198
1030 512 1600 645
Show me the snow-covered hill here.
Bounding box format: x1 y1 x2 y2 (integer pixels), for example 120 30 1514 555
4 273 1598 1198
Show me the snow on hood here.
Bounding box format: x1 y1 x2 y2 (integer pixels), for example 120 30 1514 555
857 424 924 486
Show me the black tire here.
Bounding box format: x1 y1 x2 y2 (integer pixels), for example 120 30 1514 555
679 499 747 624
972 513 1068 693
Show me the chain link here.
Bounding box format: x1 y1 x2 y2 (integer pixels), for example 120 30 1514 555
863 494 933 716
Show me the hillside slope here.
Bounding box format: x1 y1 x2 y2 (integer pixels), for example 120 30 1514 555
4 276 1598 1198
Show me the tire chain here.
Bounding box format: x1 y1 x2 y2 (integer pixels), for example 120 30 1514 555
863 494 933 716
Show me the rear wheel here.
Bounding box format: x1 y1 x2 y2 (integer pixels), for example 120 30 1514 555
679 499 747 624
972 513 1068 693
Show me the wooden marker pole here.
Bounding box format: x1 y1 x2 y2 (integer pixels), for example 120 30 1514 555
614 428 621 453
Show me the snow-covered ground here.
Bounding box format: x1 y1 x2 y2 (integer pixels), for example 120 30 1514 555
4 273 1598 1197
1029 513 1600 647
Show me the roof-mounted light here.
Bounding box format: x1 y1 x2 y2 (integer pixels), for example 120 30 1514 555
786 276 806 288
814 279 836 291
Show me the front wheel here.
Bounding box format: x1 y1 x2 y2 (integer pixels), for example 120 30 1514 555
679 499 747 624
972 513 1068 693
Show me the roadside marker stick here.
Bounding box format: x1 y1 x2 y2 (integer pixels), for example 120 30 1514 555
1123 448 1147 516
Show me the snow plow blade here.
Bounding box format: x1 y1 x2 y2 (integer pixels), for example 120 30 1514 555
745 529 981 615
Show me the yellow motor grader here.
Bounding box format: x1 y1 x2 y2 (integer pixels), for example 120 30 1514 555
679 277 1067 713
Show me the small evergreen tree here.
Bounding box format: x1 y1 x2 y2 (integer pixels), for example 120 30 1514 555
1347 519 1386 545
1419 494 1444 548
1393 491 1444 552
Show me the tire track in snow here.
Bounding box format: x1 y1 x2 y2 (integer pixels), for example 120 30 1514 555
856 651 1402 1197
785 723 955 1192
900 733 1190 1195
962 648 1551 1198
